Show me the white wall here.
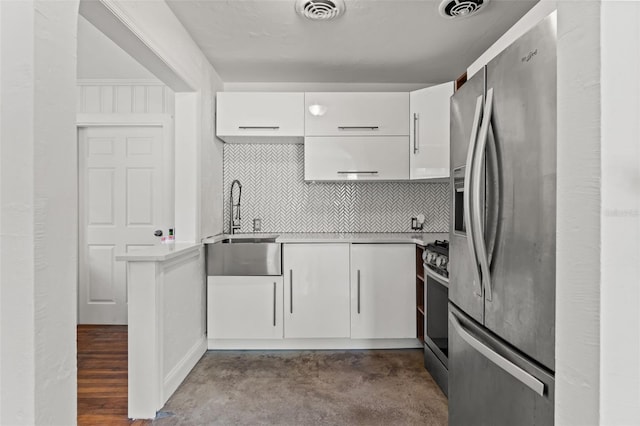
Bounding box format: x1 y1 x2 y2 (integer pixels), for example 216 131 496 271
557 2 640 424
556 2 601 424
77 14 156 80
467 0 557 77
599 2 640 424
1 0 224 423
175 93 199 243
1 4 36 422
0 1 78 424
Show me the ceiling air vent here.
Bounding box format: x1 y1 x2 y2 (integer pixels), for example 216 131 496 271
295 0 346 21
439 0 490 19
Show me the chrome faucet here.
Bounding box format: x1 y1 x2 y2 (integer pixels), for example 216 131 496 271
229 179 242 234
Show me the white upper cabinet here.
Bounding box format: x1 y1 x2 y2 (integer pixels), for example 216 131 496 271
350 244 416 339
304 136 409 181
216 92 304 143
409 82 454 180
283 244 350 339
305 92 409 136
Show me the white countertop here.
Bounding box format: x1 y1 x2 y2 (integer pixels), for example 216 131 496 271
115 242 202 262
202 232 448 246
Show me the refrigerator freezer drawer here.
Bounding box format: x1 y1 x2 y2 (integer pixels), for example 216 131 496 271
448 304 554 426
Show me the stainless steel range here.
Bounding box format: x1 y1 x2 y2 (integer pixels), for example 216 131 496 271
422 240 449 395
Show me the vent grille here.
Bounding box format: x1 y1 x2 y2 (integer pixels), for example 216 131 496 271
295 0 346 21
439 0 489 19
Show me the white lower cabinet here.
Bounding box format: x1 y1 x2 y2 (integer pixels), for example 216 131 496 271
207 276 283 339
207 243 419 347
283 243 350 338
350 244 416 339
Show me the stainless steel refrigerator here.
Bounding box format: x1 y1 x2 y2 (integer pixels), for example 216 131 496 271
448 12 556 425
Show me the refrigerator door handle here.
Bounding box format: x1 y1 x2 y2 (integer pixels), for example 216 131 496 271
472 88 494 301
464 95 484 297
449 312 545 397
486 121 500 268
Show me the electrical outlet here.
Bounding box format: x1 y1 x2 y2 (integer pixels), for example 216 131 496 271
253 218 262 232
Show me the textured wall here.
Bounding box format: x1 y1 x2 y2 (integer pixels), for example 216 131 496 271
223 144 449 234
1 1 79 424
556 2 601 424
599 2 640 423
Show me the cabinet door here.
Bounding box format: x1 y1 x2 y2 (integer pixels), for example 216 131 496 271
350 244 416 339
216 92 304 142
304 136 409 181
283 244 350 338
409 82 453 180
305 92 409 136
207 276 283 339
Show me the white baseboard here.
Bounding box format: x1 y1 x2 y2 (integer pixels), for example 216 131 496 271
207 338 422 350
163 336 207 404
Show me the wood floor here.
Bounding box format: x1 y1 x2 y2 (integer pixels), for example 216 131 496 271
77 325 150 426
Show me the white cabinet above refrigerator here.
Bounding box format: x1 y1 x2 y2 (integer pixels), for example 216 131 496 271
409 82 453 180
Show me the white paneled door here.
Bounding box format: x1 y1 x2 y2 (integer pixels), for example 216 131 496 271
79 126 166 324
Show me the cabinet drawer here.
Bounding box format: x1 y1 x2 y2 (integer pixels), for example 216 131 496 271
305 92 409 136
304 136 409 181
216 92 304 142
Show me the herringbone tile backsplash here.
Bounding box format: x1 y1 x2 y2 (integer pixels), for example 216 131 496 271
223 144 449 233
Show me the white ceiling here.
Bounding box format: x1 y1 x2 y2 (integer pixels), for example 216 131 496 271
166 0 538 84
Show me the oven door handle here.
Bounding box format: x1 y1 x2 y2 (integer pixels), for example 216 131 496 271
424 266 449 289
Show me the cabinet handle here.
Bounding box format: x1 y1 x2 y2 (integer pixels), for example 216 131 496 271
337 171 379 175
338 126 379 131
357 270 361 314
238 126 280 130
289 269 293 314
273 282 277 327
413 113 419 154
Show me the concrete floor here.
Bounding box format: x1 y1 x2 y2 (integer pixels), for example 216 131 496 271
154 349 448 425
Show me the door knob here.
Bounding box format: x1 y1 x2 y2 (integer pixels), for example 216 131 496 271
154 230 163 237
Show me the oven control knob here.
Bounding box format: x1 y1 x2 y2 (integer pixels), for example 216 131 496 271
426 252 435 263
435 256 448 268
